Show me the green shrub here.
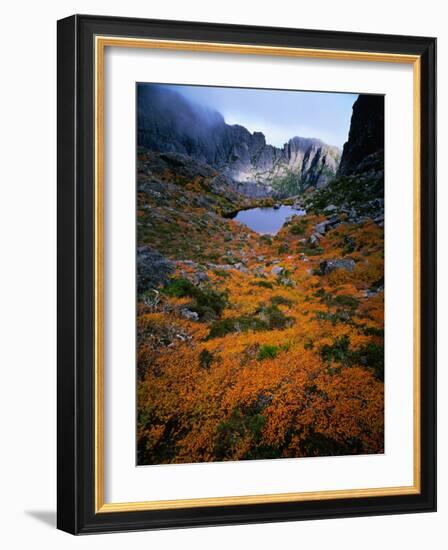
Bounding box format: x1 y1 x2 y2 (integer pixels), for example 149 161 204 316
320 335 351 365
214 409 266 460
316 310 353 325
320 335 384 380
207 319 236 339
162 278 196 298
270 170 304 197
270 295 294 307
207 303 293 340
290 222 306 235
207 251 223 262
352 342 384 381
332 294 359 309
163 278 227 320
199 349 214 370
301 430 363 457
259 304 293 330
342 235 356 254
362 326 384 337
251 279 274 289
257 345 280 360
260 235 273 245
299 245 324 256
213 269 231 278
193 287 227 319
207 316 268 339
314 291 359 324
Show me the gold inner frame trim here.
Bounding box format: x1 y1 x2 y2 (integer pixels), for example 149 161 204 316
94 35 421 513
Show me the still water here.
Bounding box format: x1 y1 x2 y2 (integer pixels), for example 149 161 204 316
233 205 306 234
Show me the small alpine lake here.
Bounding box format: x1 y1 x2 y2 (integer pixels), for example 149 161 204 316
232 205 306 235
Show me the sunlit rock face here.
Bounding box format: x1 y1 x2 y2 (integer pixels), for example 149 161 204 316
137 85 341 198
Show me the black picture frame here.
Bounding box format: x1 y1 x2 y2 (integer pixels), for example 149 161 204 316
57 14 436 534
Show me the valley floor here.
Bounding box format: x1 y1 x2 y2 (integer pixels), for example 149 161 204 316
136 150 384 465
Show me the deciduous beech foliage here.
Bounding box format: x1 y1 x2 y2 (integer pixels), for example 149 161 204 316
136 149 384 464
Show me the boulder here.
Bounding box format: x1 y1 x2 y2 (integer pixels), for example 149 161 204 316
181 259 196 267
314 216 341 236
309 233 322 246
234 262 248 273
318 258 355 275
363 281 384 298
327 215 341 225
180 309 199 321
208 263 234 271
137 246 174 294
314 221 329 235
271 266 284 276
194 271 209 283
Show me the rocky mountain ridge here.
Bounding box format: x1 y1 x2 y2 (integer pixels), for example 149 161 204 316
305 94 385 227
137 85 341 198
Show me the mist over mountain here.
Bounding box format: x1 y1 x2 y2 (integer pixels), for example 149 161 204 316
137 85 342 198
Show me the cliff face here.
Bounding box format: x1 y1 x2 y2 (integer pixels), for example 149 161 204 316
137 85 341 198
306 93 385 225
337 95 384 177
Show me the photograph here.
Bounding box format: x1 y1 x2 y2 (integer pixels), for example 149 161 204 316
136 83 385 466
52 10 436 536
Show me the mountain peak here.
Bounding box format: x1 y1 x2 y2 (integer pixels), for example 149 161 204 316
138 85 341 198
288 136 325 148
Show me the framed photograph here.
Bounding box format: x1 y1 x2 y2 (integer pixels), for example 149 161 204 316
57 14 436 534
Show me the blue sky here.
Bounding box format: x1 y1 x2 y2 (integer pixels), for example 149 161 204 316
162 84 358 148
